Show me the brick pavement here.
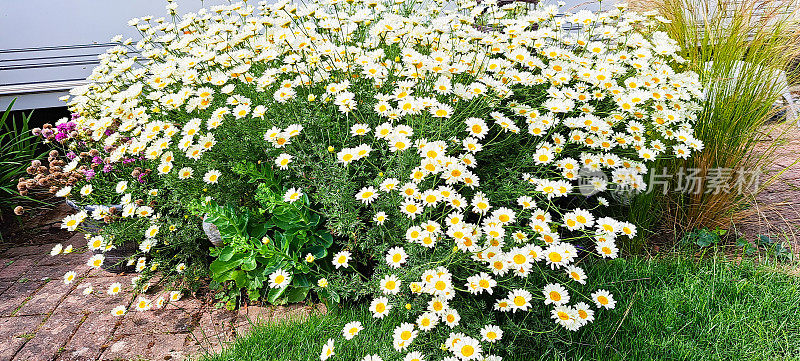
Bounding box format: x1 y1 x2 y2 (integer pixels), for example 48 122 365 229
735 124 800 248
0 230 324 361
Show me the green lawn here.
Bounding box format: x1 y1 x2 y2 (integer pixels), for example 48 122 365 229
201 256 800 361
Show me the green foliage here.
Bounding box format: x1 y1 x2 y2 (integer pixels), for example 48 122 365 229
734 234 794 261
680 227 726 248
197 162 335 308
0 99 42 215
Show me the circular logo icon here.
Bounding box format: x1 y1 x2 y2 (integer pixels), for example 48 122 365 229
577 167 607 197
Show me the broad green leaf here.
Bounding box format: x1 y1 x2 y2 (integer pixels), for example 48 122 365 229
241 254 258 271
218 246 236 262
285 287 309 303
292 274 311 288
307 213 321 227
248 222 272 239
210 253 246 276
301 245 328 260
267 286 288 303
247 287 261 302
315 232 334 248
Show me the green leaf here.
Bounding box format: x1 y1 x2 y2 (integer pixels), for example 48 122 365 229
315 232 334 248
211 268 246 286
292 274 311 288
209 253 246 276
325 289 341 304
247 287 261 302
267 286 288 304
231 271 247 287
757 235 775 246
301 245 328 260
240 254 258 271
735 237 749 248
248 222 272 239
693 229 718 248
773 243 793 260
250 274 264 289
273 211 301 225
260 260 285 278
272 206 287 216
225 300 237 310
273 232 287 251
307 213 321 227
271 219 296 231
217 246 236 262
288 231 309 252
295 262 311 274
203 201 250 240
285 287 310 303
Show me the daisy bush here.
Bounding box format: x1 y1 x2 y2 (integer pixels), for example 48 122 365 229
28 0 705 357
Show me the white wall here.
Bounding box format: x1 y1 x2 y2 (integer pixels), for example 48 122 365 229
0 0 229 110
0 0 620 110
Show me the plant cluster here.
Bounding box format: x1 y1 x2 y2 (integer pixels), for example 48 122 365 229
198 162 338 308
32 0 705 359
629 0 800 236
1 100 45 220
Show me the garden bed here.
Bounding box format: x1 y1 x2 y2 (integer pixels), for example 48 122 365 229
5 0 800 359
